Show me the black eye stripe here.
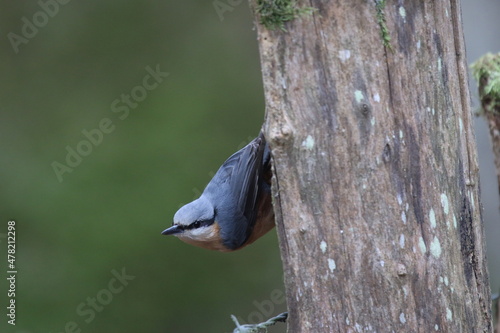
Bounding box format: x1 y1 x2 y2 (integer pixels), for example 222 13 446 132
186 219 215 230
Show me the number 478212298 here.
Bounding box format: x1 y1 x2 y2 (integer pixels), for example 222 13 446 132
7 221 16 270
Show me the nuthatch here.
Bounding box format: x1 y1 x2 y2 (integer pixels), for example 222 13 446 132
162 132 274 251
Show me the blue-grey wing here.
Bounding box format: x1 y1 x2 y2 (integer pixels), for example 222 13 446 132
206 132 268 249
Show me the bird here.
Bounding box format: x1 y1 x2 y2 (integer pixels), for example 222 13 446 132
161 132 275 251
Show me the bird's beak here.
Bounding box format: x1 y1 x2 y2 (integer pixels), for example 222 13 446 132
161 225 183 235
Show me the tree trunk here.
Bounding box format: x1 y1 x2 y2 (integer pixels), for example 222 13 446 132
249 0 492 332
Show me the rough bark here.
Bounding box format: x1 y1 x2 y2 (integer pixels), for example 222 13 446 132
250 0 492 332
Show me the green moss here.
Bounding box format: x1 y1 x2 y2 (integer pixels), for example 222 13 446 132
471 53 500 115
256 0 314 31
375 0 393 51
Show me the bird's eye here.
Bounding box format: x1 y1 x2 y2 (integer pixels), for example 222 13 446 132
188 219 214 230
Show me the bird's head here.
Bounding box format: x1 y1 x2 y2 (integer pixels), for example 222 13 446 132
162 197 227 251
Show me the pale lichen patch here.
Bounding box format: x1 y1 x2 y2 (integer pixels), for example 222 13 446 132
440 193 449 215
429 208 436 228
446 308 453 321
328 258 336 273
399 312 406 324
397 193 403 205
430 236 442 258
338 49 351 63
419 237 427 254
355 90 364 103
403 285 408 297
320 241 327 253
302 135 315 150
399 6 406 20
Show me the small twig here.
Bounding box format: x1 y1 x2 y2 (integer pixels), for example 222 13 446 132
493 292 499 333
231 312 288 333
471 53 500 199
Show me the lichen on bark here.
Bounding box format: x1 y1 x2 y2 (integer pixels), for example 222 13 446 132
255 0 314 31
471 52 500 115
374 0 393 51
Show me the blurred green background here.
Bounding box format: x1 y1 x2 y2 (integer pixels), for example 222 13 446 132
0 1 285 333
0 1 498 333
